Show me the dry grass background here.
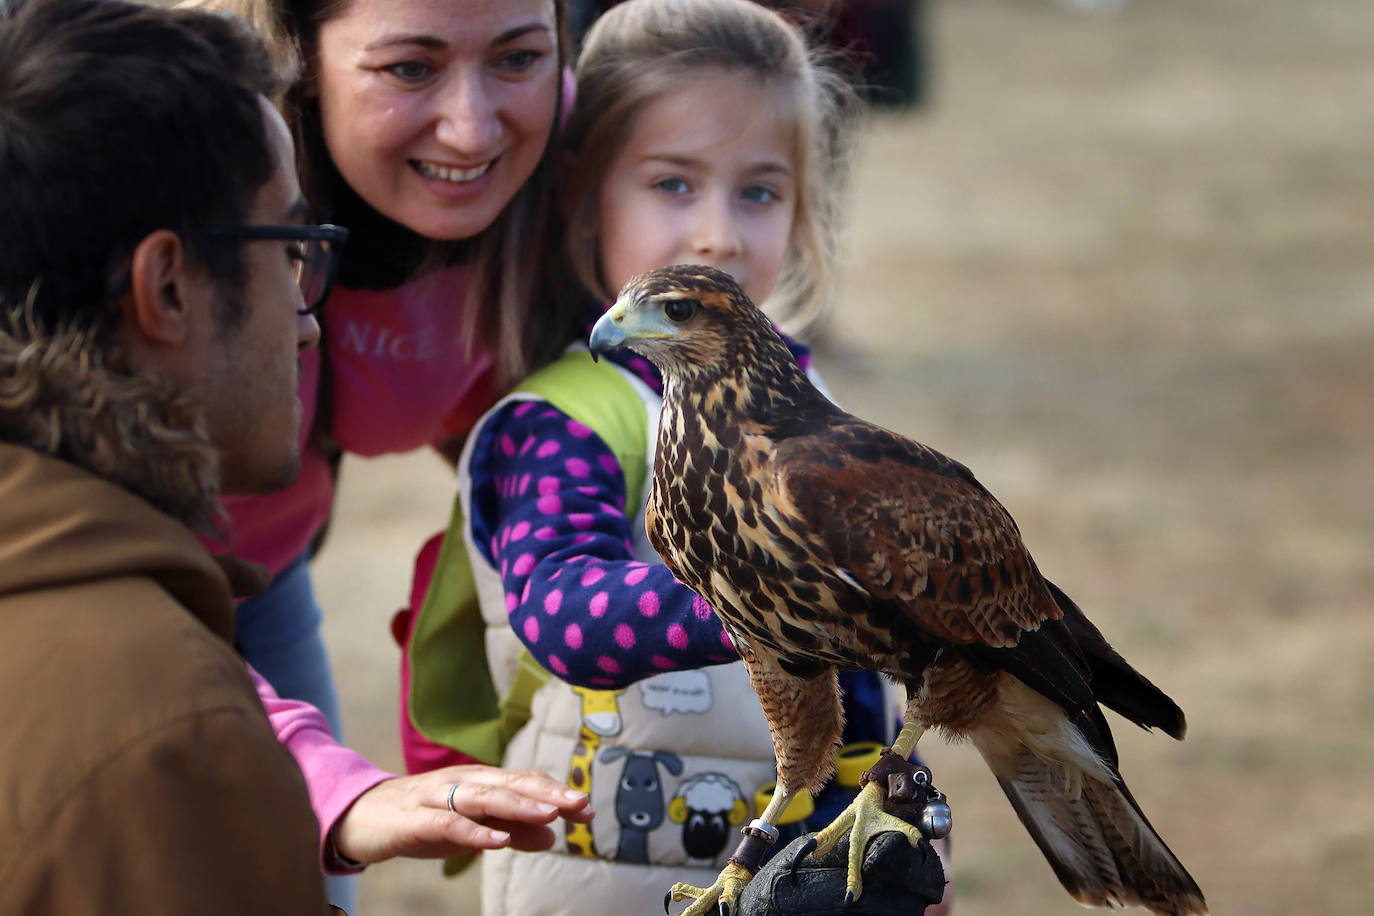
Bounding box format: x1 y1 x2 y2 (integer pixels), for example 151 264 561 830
311 0 1374 912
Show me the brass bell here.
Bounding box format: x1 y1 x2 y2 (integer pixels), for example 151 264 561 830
919 796 953 839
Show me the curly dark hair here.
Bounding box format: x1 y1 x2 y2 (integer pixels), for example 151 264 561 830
0 0 283 337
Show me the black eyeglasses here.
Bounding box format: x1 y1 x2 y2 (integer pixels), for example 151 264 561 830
106 223 349 315
198 224 350 315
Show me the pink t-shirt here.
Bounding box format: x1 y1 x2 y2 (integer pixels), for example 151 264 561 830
210 264 492 575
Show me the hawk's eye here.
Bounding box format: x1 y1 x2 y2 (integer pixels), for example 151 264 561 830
663 298 697 323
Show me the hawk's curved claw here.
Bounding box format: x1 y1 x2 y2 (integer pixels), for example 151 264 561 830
787 836 818 882
664 892 672 915
808 781 926 905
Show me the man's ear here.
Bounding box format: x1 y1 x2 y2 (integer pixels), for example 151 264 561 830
121 229 202 347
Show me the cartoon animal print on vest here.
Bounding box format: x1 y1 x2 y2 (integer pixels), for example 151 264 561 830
668 773 749 862
601 748 683 864
564 686 626 858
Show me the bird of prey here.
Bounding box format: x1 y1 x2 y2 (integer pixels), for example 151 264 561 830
588 265 1207 916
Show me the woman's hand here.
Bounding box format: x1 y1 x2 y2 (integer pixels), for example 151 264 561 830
331 764 594 865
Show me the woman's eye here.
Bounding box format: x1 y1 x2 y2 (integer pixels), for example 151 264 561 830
385 60 433 82
501 49 541 72
286 242 308 264
663 299 697 323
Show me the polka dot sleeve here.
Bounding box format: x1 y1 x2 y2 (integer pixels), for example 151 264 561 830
467 399 739 689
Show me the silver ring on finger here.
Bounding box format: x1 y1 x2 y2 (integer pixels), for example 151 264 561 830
446 781 461 814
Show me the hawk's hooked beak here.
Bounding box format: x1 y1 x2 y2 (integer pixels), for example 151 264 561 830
588 301 628 362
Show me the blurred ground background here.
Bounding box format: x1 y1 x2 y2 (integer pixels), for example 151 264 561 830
312 0 1374 912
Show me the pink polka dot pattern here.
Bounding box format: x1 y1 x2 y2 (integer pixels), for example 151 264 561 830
468 391 740 689
638 591 659 617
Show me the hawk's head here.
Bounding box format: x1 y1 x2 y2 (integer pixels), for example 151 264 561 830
588 265 785 385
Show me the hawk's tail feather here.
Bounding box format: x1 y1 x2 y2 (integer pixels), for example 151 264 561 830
970 696 1207 916
1046 578 1187 740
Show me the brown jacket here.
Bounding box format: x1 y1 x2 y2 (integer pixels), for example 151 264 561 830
0 443 332 915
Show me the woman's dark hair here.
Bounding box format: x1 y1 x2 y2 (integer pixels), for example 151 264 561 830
0 0 283 334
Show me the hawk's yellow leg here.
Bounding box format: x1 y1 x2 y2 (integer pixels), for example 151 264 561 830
806 721 929 905
666 861 756 916
667 786 795 915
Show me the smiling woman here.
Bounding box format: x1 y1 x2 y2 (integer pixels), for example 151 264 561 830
314 0 560 242
174 0 586 911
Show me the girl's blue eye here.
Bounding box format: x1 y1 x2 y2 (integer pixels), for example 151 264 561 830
386 60 433 82
742 185 778 204
655 177 689 194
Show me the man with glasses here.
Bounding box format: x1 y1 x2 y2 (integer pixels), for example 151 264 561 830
0 2 593 909
0 0 340 910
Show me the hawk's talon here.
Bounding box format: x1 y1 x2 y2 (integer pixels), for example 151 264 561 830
718 903 730 916
844 890 855 907
664 892 672 914
787 836 818 881
805 781 927 906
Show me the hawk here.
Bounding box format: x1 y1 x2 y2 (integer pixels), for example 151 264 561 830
588 265 1207 916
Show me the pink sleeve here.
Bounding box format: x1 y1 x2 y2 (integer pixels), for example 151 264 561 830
251 665 395 874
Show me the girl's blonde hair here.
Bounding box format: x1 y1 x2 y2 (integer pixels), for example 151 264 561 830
560 0 859 334
180 0 574 388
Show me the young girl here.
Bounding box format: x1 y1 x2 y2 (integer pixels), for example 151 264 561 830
400 1 949 913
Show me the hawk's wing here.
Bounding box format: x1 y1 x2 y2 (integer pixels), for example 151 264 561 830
768 419 1061 649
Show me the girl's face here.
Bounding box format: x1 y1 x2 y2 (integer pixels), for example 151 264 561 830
595 70 798 304
314 0 559 241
